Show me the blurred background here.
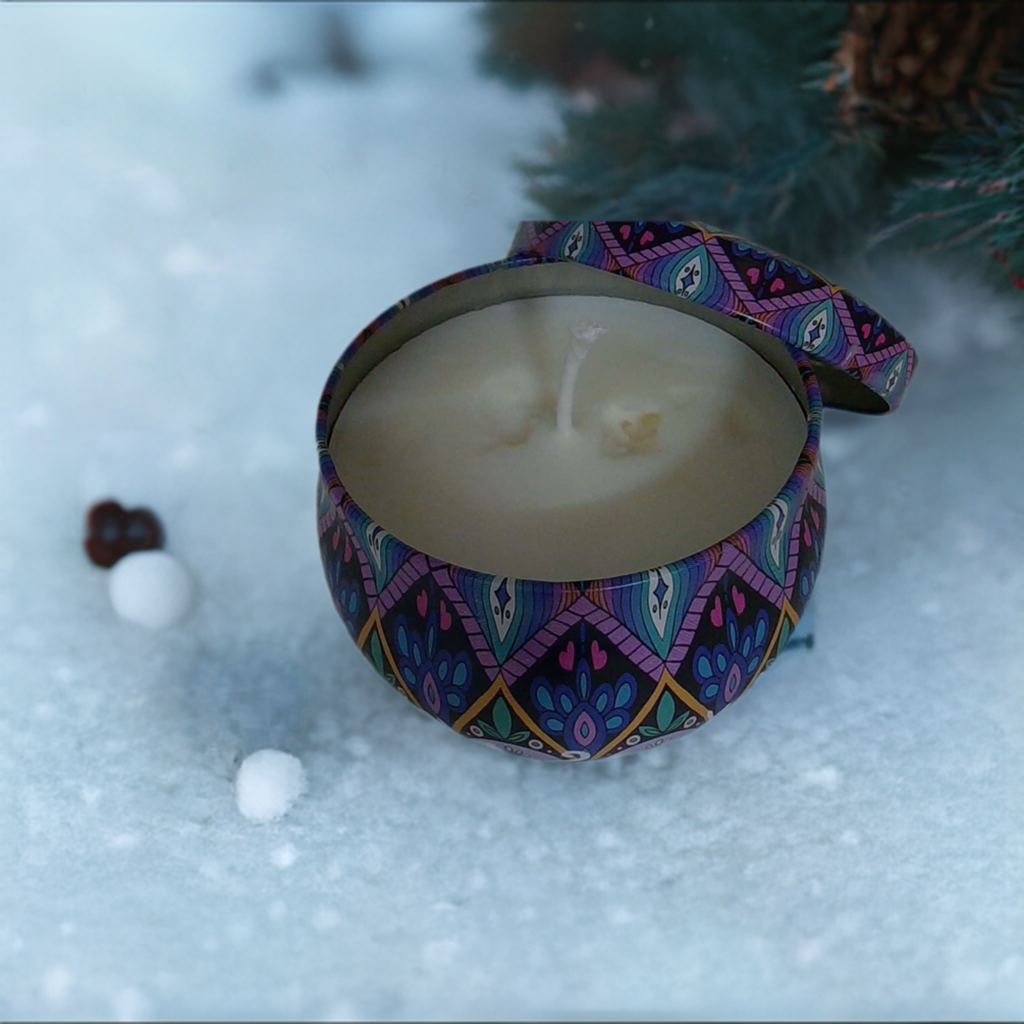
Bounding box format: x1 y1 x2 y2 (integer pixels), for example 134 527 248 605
1 4 1023 1021
480 0 1024 284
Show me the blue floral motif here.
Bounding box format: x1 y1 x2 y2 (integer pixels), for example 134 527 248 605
693 608 771 713
328 530 363 638
799 564 817 602
335 577 362 638
531 656 637 756
394 614 472 724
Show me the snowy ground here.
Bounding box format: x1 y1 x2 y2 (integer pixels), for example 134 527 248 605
2 4 1023 1020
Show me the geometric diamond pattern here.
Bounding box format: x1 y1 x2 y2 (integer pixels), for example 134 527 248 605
315 222 914 761
510 220 917 412
318 354 826 762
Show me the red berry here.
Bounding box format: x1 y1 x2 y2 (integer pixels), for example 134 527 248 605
84 500 165 568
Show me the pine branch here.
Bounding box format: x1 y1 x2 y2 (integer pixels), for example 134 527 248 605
501 2 891 271
875 114 1024 278
480 1 1024 283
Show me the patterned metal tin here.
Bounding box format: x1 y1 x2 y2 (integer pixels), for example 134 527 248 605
316 224 913 761
510 221 917 413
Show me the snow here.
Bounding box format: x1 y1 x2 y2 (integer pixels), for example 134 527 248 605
108 551 194 630
1 2 1023 1021
235 750 308 824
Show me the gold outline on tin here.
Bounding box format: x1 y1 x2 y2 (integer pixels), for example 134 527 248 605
591 672 668 760
358 608 419 706
453 676 568 756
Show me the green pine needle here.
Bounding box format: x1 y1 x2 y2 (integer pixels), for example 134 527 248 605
875 116 1024 278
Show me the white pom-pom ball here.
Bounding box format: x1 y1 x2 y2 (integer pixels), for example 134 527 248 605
235 749 307 823
108 550 194 629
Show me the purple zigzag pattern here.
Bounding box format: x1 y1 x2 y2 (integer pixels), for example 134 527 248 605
327 481 347 510
507 221 916 411
594 222 629 266
624 233 709 267
675 232 708 253
854 339 914 369
785 515 803 596
535 222 568 244
664 546 737 674
377 553 429 615
726 549 786 609
430 562 501 681
706 237 833 314
706 237 751 302
746 287 834 314
630 234 706 266
582 606 666 683
347 521 378 604
834 292 862 364
501 599 590 686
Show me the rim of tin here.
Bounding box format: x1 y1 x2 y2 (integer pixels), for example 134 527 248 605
511 221 917 415
316 255 823 588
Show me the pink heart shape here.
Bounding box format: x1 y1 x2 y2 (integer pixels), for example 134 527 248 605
710 595 724 628
343 536 352 563
639 230 655 246
591 640 608 671
416 590 428 619
440 600 452 631
876 333 886 347
731 586 746 616
619 224 631 240
558 641 575 673
746 267 760 285
861 322 871 339
770 277 786 294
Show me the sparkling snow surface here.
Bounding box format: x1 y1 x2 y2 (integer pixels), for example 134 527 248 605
2 4 1023 1020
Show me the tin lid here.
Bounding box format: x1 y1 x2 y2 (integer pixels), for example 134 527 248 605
509 221 917 414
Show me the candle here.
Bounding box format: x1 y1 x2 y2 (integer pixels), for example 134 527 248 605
318 221 917 762
329 293 806 581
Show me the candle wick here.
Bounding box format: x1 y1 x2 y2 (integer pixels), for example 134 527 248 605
557 321 606 435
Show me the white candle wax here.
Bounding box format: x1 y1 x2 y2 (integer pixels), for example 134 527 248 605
330 294 806 581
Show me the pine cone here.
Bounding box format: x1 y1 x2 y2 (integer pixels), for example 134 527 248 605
826 2 1024 132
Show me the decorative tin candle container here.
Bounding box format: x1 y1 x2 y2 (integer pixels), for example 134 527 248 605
316 221 916 761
